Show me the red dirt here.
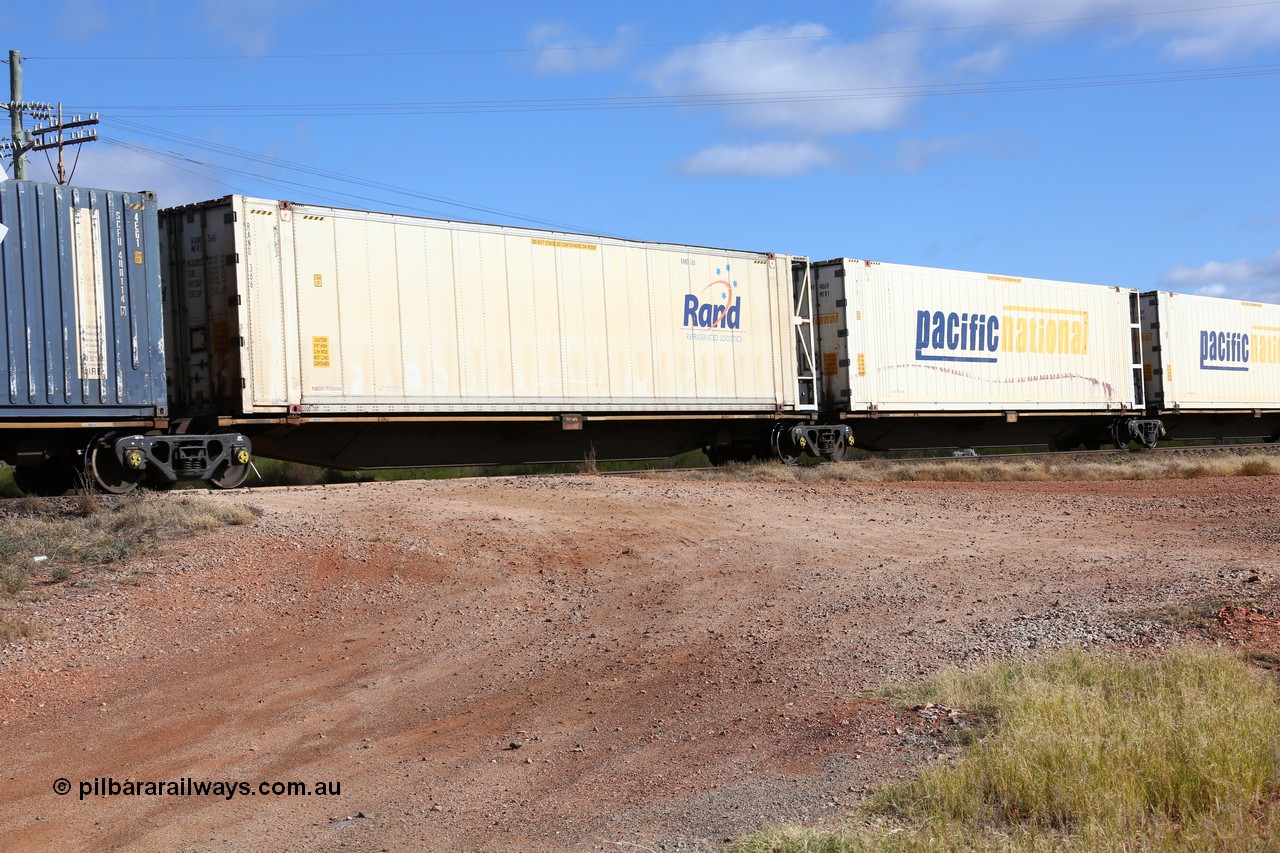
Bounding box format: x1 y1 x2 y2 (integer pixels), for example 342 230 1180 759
2 474 1277 852
1215 605 1280 656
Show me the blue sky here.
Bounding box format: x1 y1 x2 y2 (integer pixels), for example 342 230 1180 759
4 0 1279 301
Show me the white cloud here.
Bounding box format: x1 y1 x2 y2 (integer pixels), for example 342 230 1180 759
56 0 110 41
1159 247 1280 302
648 24 925 135
527 22 631 74
894 131 1032 171
885 0 1280 59
1192 282 1230 297
677 141 839 177
951 42 1011 74
196 0 313 55
893 133 976 171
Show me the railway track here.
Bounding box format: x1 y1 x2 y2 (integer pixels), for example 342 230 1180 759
3 442 1276 497
934 443 1280 465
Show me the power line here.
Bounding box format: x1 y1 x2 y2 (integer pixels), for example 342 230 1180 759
99 126 626 236
23 1 1280 61
63 62 1280 119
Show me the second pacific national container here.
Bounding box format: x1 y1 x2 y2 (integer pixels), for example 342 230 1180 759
1141 290 1280 442
811 258 1148 450
159 196 817 468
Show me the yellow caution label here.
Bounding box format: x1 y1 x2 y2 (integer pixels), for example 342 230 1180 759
823 352 838 375
532 238 597 251
1166 364 1174 382
133 250 144 264
857 353 867 376
312 336 331 368
313 274 323 288
988 274 1023 283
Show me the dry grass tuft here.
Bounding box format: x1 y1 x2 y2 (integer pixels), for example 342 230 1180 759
0 494 259 644
1238 457 1277 476
578 444 600 476
661 453 1280 485
0 616 39 643
729 647 1280 852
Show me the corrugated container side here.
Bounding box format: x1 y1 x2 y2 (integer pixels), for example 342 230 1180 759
164 197 809 416
815 259 1140 413
1143 290 1280 410
0 180 166 418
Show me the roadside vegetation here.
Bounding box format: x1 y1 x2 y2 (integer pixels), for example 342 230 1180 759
675 452 1278 484
5 448 1273 494
240 449 707 487
0 491 258 644
730 646 1280 852
181 448 1280 487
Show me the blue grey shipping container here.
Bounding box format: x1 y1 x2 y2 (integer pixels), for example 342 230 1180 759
0 179 167 419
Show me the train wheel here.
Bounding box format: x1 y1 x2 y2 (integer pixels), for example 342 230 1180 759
203 429 252 489
1110 421 1130 450
88 440 144 495
771 425 803 466
12 460 77 496
204 460 250 490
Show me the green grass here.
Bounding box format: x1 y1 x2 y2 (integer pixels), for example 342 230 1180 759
729 647 1280 852
0 466 22 498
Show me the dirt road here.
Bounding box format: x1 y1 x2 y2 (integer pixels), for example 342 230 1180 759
2 474 1276 851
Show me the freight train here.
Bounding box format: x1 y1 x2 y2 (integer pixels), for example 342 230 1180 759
1 178 1277 495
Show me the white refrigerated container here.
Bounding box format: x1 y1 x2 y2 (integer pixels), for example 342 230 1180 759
812 258 1144 414
161 197 814 417
1142 290 1280 411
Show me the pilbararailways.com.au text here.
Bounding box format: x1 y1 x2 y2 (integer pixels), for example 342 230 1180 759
54 777 342 801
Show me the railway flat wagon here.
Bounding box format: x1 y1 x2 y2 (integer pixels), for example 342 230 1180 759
1141 290 1280 443
0 179 248 494
160 196 833 469
810 258 1161 451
